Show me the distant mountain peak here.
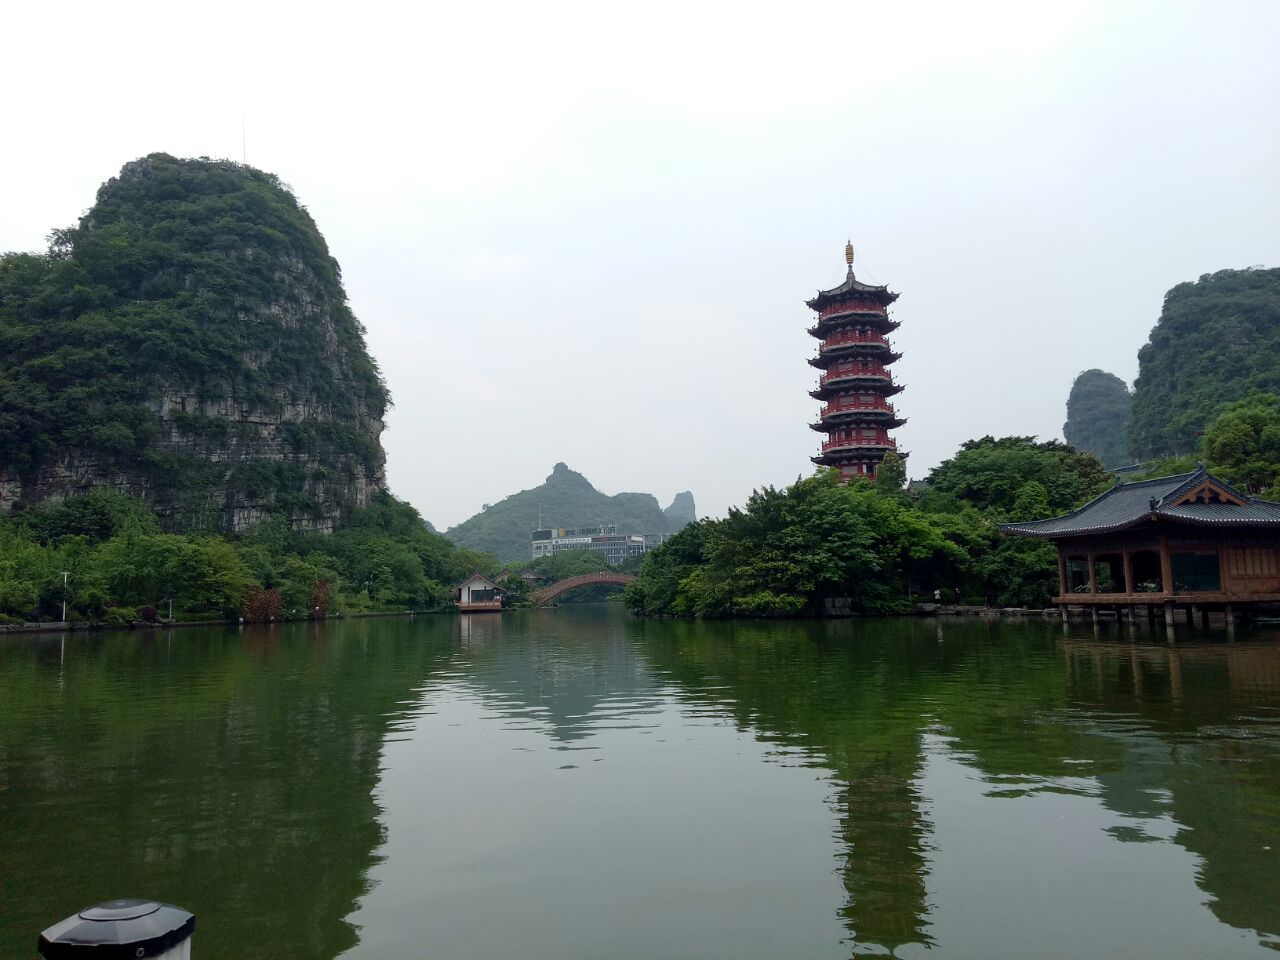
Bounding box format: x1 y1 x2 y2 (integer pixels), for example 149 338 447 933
447 465 695 562
664 491 697 525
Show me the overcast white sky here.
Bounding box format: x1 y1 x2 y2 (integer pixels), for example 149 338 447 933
3 1 1278 528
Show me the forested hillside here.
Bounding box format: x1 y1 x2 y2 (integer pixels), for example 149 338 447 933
1129 268 1280 458
1063 369 1132 467
0 153 387 533
447 463 695 562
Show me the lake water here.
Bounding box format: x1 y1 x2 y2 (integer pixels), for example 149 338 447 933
2 606 1278 959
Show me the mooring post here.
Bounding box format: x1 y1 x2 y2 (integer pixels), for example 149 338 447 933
39 899 194 959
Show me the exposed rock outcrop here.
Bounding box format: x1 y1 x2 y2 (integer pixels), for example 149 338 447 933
663 491 697 526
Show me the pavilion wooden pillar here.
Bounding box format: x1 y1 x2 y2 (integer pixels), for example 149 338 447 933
1087 551 1097 595
1057 551 1068 599
1122 549 1134 595
1159 536 1176 631
1158 537 1174 596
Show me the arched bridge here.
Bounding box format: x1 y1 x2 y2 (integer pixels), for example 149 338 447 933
531 571 636 606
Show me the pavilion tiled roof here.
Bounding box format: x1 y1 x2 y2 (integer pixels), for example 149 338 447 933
1001 467 1280 539
456 571 503 590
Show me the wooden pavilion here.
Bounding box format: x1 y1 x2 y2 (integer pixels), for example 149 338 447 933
1001 466 1280 626
455 573 504 612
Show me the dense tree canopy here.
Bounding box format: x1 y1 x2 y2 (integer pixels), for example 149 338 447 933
0 491 493 625
921 436 1110 518
626 436 1111 618
1128 267 1280 458
1202 392 1280 498
1063 369 1132 467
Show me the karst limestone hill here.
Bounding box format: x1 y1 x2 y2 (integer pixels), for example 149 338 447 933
446 463 696 563
1063 369 1133 468
0 154 388 533
1128 267 1280 458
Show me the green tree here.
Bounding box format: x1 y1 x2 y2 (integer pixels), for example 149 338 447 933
875 451 909 498
923 436 1110 518
628 473 966 618
1203 391 1280 496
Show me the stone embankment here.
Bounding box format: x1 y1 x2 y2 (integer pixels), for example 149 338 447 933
914 603 1061 618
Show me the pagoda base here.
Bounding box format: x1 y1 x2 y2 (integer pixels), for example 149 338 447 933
812 447 907 482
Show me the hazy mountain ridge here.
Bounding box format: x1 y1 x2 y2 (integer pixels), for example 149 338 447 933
446 463 695 562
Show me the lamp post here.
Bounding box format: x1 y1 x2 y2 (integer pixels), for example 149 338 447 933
60 571 69 623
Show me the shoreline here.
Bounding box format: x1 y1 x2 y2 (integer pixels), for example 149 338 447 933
912 603 1059 618
0 608 445 638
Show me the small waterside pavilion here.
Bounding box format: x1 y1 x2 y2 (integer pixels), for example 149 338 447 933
1001 467 1280 627
455 573 504 612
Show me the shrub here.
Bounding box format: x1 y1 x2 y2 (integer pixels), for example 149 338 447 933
103 607 134 628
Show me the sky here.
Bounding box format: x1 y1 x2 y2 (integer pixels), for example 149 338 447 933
3 1 1278 529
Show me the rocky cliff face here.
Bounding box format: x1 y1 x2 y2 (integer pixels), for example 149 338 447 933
0 154 387 533
663 490 697 526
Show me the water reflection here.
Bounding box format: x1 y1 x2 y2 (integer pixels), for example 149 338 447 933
0 619 456 959
1 612 1278 958
454 609 663 743
632 617 1280 956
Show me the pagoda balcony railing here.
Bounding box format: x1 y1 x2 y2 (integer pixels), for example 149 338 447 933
820 437 897 453
819 331 891 351
819 366 893 386
820 399 896 417
818 299 888 320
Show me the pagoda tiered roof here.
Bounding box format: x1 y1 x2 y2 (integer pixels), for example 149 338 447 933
805 268 899 311
807 316 900 338
809 414 906 431
810 379 904 400
809 348 902 369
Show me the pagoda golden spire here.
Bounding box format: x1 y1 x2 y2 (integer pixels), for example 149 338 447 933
844 239 854 273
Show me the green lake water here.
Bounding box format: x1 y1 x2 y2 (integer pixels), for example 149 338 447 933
2 606 1279 959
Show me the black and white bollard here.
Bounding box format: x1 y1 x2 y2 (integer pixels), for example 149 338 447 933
38 899 194 959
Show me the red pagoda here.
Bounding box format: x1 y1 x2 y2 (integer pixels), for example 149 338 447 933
807 241 904 480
